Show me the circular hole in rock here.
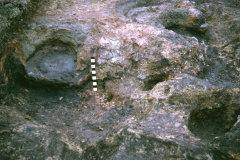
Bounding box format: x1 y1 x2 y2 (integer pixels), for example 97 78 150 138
24 40 85 87
188 102 238 140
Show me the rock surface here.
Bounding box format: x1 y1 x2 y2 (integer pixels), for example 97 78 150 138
0 0 240 159
0 0 43 97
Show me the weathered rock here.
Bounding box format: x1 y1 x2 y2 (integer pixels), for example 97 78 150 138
0 0 43 94
123 0 208 31
11 12 207 87
11 18 89 86
0 0 240 159
24 40 90 87
78 20 207 89
1 76 239 159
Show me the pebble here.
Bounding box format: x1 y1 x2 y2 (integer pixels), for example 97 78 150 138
199 23 208 31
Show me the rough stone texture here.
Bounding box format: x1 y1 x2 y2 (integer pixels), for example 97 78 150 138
24 40 90 86
0 0 44 98
121 0 208 31
0 0 240 159
11 6 207 87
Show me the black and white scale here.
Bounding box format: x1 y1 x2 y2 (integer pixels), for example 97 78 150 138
91 57 97 91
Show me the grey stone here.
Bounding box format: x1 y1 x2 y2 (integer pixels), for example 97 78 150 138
199 23 208 31
24 42 89 86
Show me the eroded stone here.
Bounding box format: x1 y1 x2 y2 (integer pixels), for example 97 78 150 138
1 0 240 159
24 40 90 86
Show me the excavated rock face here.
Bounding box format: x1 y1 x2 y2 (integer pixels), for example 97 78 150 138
0 0 240 159
5 0 207 88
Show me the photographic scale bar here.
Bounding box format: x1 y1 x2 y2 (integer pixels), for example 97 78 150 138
91 57 97 91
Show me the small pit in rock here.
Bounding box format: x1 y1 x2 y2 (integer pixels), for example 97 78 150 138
142 73 170 91
188 97 238 140
165 25 206 42
106 93 114 102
